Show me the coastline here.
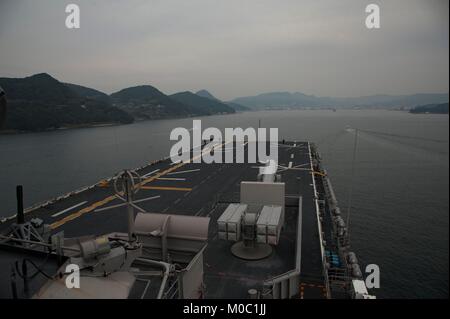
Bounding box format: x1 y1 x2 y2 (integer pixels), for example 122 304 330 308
0 121 122 135
3 108 448 136
0 111 247 136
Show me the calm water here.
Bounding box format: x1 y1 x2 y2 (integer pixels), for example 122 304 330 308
0 110 448 298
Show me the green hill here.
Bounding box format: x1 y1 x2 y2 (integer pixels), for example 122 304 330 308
225 102 251 112
195 89 250 112
64 82 111 104
0 73 133 131
3 73 78 102
110 85 194 120
110 86 235 120
195 89 220 101
171 91 235 115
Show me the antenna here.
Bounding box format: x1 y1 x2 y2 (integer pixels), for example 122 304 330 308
94 170 159 244
6 185 45 246
116 170 140 242
16 185 24 224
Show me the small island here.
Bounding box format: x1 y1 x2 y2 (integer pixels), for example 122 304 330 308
409 103 449 114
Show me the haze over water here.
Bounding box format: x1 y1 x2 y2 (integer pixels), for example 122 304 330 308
0 109 448 298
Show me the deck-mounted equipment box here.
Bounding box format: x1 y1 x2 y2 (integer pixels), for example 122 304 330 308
217 203 247 241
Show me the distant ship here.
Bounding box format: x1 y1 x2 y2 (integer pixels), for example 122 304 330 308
345 126 356 133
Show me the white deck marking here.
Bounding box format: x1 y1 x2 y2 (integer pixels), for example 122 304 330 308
94 196 160 213
290 154 294 159
51 201 87 218
294 163 309 168
195 207 205 216
167 168 201 175
288 161 293 168
206 206 217 217
132 195 161 204
142 169 160 178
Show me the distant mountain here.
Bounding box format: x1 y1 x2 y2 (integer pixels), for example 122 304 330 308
333 94 450 109
111 85 169 102
111 86 234 120
195 89 219 101
4 73 447 133
110 85 193 120
231 91 449 109
0 73 133 131
409 103 449 114
225 102 251 112
232 92 324 108
196 89 250 112
2 73 79 101
170 91 235 115
65 82 111 104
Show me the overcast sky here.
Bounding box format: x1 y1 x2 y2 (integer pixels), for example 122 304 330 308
0 0 448 100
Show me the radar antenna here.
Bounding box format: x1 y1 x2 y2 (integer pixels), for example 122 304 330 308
95 170 160 244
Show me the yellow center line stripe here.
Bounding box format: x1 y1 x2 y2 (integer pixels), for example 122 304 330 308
50 141 232 229
50 162 185 230
140 186 192 192
50 194 118 229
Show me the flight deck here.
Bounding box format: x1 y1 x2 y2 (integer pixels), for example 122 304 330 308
0 141 370 299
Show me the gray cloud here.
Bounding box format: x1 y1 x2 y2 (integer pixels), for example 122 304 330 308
0 0 448 100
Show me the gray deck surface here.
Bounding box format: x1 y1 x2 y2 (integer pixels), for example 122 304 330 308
0 141 325 298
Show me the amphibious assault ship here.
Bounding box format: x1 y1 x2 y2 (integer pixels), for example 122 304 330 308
0 140 375 299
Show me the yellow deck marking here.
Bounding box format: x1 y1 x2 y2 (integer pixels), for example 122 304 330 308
50 194 118 229
49 162 184 230
141 186 192 192
312 170 326 177
98 180 109 188
138 162 185 187
50 141 232 229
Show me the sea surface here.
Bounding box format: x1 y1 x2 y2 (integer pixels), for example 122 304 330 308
0 110 448 298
